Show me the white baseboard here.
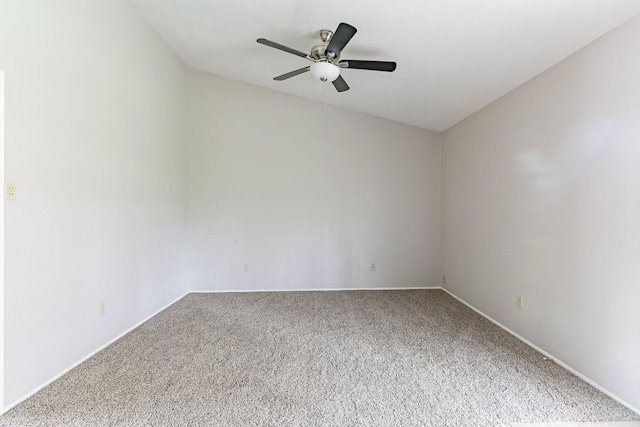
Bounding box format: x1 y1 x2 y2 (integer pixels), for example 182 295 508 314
440 287 640 416
2 291 190 414
191 286 442 293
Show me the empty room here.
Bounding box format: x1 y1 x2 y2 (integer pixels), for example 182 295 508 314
1 1 639 426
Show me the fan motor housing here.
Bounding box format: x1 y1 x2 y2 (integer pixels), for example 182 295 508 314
310 44 340 62
310 44 328 61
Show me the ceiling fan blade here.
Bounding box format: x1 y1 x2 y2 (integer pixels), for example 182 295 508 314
274 67 310 81
257 38 309 58
326 23 357 57
339 60 397 72
332 75 350 92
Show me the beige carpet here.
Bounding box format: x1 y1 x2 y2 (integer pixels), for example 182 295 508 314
1 290 638 426
508 422 640 426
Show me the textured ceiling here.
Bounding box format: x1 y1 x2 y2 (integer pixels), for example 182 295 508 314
130 0 640 131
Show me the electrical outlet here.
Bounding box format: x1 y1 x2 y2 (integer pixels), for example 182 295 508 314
443 275 447 285
516 295 523 309
243 264 249 273
370 263 376 271
99 301 106 316
5 181 16 200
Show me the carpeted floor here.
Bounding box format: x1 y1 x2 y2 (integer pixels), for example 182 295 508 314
1 290 639 426
507 423 640 426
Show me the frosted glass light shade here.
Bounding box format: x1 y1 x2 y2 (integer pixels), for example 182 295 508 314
310 62 340 82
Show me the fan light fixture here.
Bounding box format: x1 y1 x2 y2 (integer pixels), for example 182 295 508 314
310 62 340 82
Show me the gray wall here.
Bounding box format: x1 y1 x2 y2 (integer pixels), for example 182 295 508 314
442 15 640 410
0 0 190 406
187 71 442 291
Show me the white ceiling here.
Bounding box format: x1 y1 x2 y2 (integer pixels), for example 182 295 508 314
130 0 640 132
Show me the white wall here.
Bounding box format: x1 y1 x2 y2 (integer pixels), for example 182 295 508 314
188 71 441 291
0 1 189 406
442 15 640 411
0 70 5 409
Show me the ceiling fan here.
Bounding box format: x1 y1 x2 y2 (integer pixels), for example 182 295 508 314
257 23 397 93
